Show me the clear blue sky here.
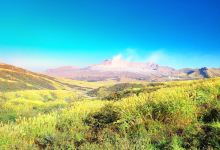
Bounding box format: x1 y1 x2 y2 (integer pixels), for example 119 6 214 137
0 0 220 71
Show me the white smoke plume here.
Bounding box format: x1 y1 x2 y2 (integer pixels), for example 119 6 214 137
111 49 166 64
146 50 165 63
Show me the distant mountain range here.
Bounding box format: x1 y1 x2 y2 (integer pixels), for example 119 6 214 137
45 57 220 82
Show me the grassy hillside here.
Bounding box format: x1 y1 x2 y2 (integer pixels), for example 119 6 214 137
0 77 220 149
0 90 84 123
0 63 119 92
0 63 72 91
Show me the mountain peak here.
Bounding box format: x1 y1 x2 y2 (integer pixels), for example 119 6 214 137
88 57 161 73
43 57 220 82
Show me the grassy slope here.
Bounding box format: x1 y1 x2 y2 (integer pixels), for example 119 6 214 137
0 63 71 91
0 63 119 92
0 77 220 149
0 63 121 123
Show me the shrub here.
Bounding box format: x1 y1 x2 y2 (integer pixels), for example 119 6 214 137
202 108 220 123
84 104 121 143
85 104 121 130
197 124 220 149
34 134 55 149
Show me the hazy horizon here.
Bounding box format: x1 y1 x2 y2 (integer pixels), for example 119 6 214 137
0 0 220 71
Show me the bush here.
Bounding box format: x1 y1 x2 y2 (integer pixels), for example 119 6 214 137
197 124 220 149
202 108 220 123
34 135 55 149
84 104 121 143
85 104 121 130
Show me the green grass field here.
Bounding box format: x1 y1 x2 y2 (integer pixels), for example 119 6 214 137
0 75 220 149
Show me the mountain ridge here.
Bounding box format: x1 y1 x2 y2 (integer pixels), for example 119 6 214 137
0 61 220 83
44 58 220 82
0 63 75 91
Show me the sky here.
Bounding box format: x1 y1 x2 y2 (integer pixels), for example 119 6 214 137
0 0 220 71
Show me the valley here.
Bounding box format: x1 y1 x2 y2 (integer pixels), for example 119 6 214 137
0 63 220 149
1 0 219 149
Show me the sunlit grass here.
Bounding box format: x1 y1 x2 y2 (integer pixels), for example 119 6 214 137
0 77 220 149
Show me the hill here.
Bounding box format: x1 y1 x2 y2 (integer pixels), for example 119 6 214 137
45 57 220 82
180 67 220 78
0 63 74 91
0 63 110 92
45 57 177 81
0 77 220 149
0 63 125 92
1 62 220 149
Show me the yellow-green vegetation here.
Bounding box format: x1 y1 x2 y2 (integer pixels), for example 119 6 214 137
0 63 74 91
0 63 125 92
0 90 83 123
58 78 121 89
0 77 220 149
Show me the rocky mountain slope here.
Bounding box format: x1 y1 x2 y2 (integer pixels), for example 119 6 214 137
45 57 220 82
180 67 220 78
